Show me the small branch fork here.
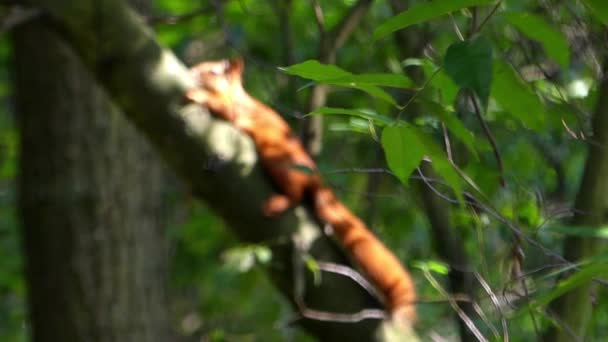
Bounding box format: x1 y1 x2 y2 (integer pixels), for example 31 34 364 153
301 0 375 155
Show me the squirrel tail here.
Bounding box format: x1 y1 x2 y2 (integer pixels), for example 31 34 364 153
313 186 417 323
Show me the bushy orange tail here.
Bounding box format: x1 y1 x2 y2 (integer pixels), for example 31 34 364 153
314 187 417 322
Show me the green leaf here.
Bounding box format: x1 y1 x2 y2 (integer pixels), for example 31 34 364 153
281 60 399 106
417 99 477 158
308 107 396 126
504 12 570 68
413 130 464 204
515 263 608 316
280 60 350 80
429 69 460 106
222 246 256 273
303 254 322 286
381 125 425 185
324 73 415 89
411 260 449 274
491 61 545 130
374 0 494 40
582 0 608 25
328 122 369 134
544 225 608 239
382 125 464 202
349 84 398 106
221 245 271 272
253 246 272 264
444 36 493 106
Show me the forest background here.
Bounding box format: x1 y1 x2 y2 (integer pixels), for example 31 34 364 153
1 0 608 341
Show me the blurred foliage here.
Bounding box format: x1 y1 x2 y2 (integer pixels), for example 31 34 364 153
0 32 26 341
1 0 608 340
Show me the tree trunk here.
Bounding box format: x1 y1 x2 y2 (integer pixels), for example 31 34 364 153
545 54 608 342
13 17 169 342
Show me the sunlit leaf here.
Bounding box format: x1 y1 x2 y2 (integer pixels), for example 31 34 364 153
303 254 322 285
382 125 425 185
280 60 350 80
221 245 271 272
411 260 450 274
222 246 256 273
281 61 399 106
253 246 272 264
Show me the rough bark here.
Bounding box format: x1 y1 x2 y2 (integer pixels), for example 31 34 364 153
13 17 169 342
545 56 608 342
17 0 411 339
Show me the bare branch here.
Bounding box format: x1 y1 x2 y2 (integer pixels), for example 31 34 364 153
302 0 375 155
422 268 488 342
309 0 325 35
468 91 506 187
329 0 374 54
1 5 43 31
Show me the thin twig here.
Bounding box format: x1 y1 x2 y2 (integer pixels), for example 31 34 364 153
449 13 465 41
316 261 384 302
471 301 501 340
469 90 506 186
290 247 387 324
396 67 442 120
475 272 509 342
294 301 387 323
442 123 454 162
472 0 503 36
417 167 590 274
423 268 488 342
301 0 375 154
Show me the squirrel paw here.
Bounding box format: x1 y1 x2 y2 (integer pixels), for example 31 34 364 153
263 195 292 217
185 89 209 104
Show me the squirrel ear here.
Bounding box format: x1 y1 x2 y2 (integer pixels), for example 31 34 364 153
227 57 244 76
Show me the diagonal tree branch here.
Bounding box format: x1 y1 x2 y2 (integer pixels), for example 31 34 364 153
20 0 411 340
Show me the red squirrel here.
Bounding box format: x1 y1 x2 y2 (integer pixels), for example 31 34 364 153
186 58 416 323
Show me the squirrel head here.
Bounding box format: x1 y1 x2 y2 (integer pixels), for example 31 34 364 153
190 58 244 94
